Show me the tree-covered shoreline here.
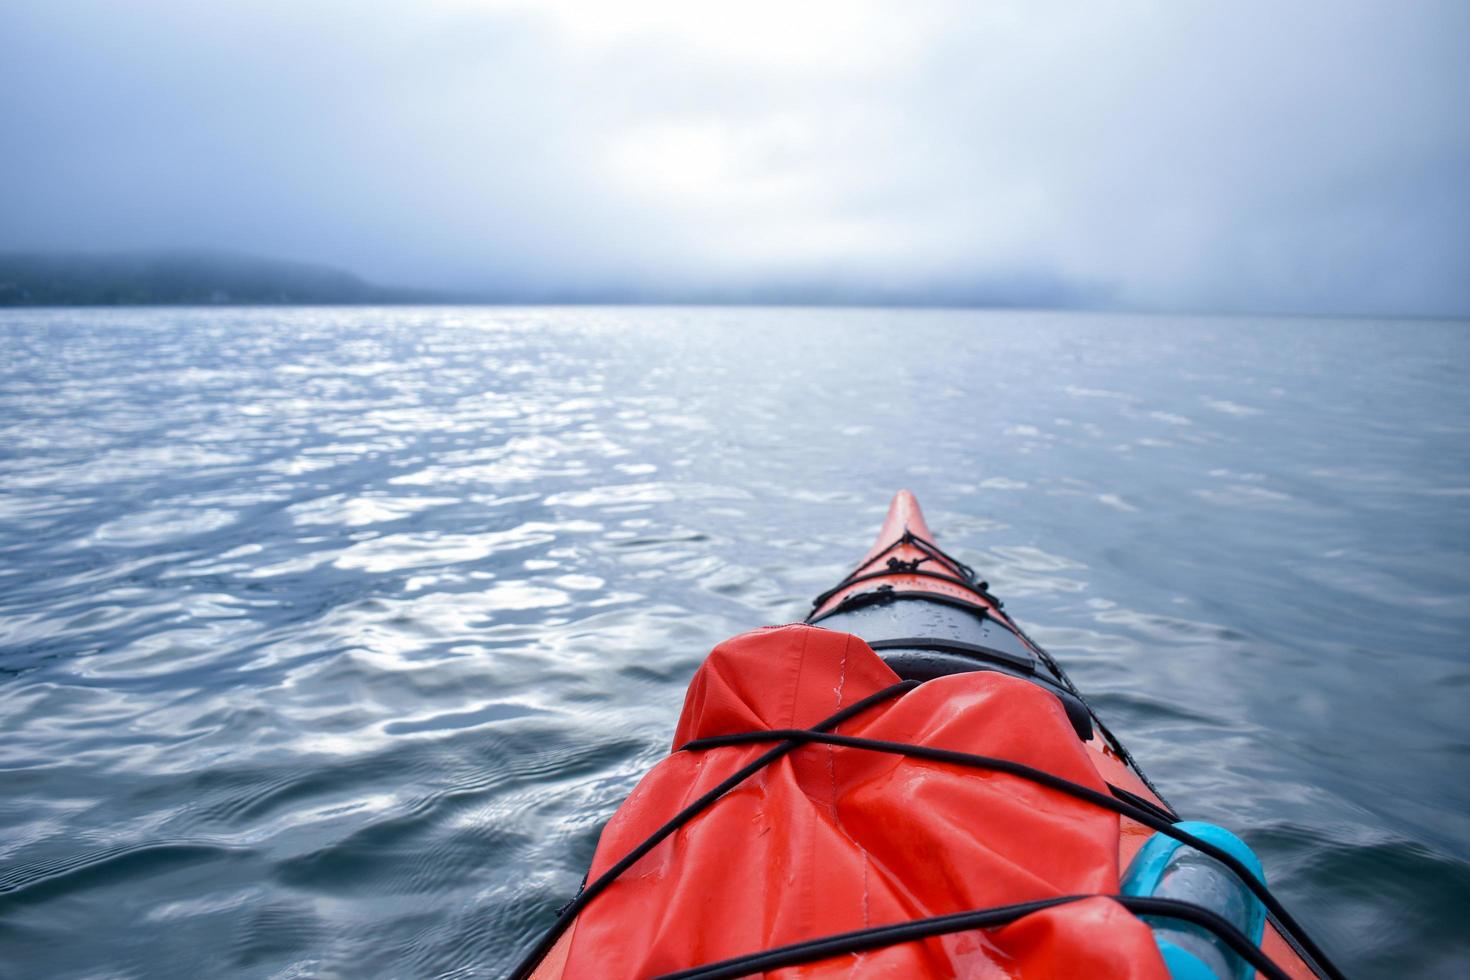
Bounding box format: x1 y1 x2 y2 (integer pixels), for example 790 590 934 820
0 250 437 306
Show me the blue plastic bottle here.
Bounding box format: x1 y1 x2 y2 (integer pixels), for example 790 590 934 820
1120 821 1267 980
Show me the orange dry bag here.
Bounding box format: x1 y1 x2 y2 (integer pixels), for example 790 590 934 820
531 624 1168 978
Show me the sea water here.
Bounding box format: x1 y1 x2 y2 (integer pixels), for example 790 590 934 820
1 306 1467 978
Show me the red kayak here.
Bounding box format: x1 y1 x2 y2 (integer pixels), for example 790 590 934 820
513 492 1340 980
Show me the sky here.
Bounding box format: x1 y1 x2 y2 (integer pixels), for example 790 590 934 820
2 0 1467 315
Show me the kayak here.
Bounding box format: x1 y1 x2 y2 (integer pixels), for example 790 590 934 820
512 492 1341 979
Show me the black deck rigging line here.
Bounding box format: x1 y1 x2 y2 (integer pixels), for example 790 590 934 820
807 587 995 625
676 728 1344 980
846 531 975 584
504 680 920 980
860 636 1099 741
650 894 1292 980
808 567 998 612
511 692 1344 980
1108 782 1180 825
864 636 1036 673
809 531 999 611
899 530 979 582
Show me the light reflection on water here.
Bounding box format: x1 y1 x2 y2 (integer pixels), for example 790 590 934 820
1 306 1468 978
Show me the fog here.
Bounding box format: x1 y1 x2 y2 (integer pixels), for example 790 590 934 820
3 0 1466 314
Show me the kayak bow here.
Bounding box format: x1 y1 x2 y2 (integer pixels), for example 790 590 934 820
516 492 1337 980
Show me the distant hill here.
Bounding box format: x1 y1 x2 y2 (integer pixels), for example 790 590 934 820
0 250 439 306
0 247 1113 310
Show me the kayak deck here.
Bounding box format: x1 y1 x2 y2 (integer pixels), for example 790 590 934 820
517 490 1332 980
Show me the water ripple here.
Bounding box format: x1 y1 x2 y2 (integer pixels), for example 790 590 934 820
0 307 1466 978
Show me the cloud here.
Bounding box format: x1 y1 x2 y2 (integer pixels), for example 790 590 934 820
1 0 1466 314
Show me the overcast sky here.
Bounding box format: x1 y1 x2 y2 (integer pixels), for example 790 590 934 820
3 1 1467 314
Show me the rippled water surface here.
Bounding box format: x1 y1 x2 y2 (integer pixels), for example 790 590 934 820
2 307 1468 978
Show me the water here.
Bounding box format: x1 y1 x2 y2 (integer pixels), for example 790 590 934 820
1 306 1467 979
